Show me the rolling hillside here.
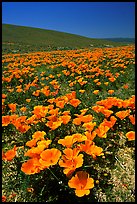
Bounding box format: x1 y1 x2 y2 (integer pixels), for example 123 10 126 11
102 38 135 43
2 24 125 54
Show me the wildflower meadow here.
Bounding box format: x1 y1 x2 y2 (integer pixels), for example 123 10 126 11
2 45 135 202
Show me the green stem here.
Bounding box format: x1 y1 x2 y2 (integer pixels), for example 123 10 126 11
48 168 60 182
48 168 68 188
83 165 92 168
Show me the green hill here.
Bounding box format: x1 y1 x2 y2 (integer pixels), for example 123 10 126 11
2 24 129 54
102 38 135 43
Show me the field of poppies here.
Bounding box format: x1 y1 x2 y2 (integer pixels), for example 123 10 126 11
2 45 135 202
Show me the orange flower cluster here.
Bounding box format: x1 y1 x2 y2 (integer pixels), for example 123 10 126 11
2 114 31 133
93 96 135 125
48 91 81 108
73 109 93 125
59 148 84 177
96 96 135 110
58 133 87 148
21 131 62 174
95 116 117 138
92 105 113 118
92 96 135 141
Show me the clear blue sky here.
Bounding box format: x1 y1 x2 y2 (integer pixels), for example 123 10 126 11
2 2 135 38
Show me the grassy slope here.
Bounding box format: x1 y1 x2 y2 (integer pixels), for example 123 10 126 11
101 38 135 43
2 24 125 53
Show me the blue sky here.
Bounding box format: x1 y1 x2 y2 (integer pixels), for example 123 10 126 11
2 2 135 38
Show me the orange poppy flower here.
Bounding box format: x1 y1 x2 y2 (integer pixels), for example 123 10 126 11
8 103 16 113
123 84 129 89
126 131 135 141
93 90 99 95
96 82 101 86
95 124 109 138
37 139 52 148
16 124 31 133
73 117 82 125
69 82 74 87
102 109 113 118
59 115 71 125
26 188 34 193
80 109 88 115
122 99 130 108
2 195 7 202
56 100 66 109
68 171 94 197
59 148 83 176
26 139 37 148
129 115 135 125
33 105 48 119
83 122 96 132
39 148 61 167
104 82 109 86
108 90 114 94
102 116 117 128
79 140 104 159
16 88 23 93
20 107 27 112
21 157 41 175
41 87 50 96
2 99 5 105
25 143 47 158
46 120 62 130
2 94 7 99
26 115 38 125
32 90 40 96
110 116 117 126
92 105 103 113
72 133 87 143
48 107 59 115
2 115 11 126
62 110 71 115
19 79 24 83
15 115 27 123
94 79 99 83
65 91 76 100
26 99 31 103
58 136 74 148
84 131 96 141
3 145 18 161
115 109 130 120
32 131 46 140
108 77 116 82
79 89 85 93
69 99 81 108
10 114 18 123
81 115 93 123
62 148 80 160
47 98 55 104
58 134 87 148
73 112 92 126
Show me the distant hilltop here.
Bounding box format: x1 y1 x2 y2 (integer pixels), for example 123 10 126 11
101 38 135 43
2 24 134 54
